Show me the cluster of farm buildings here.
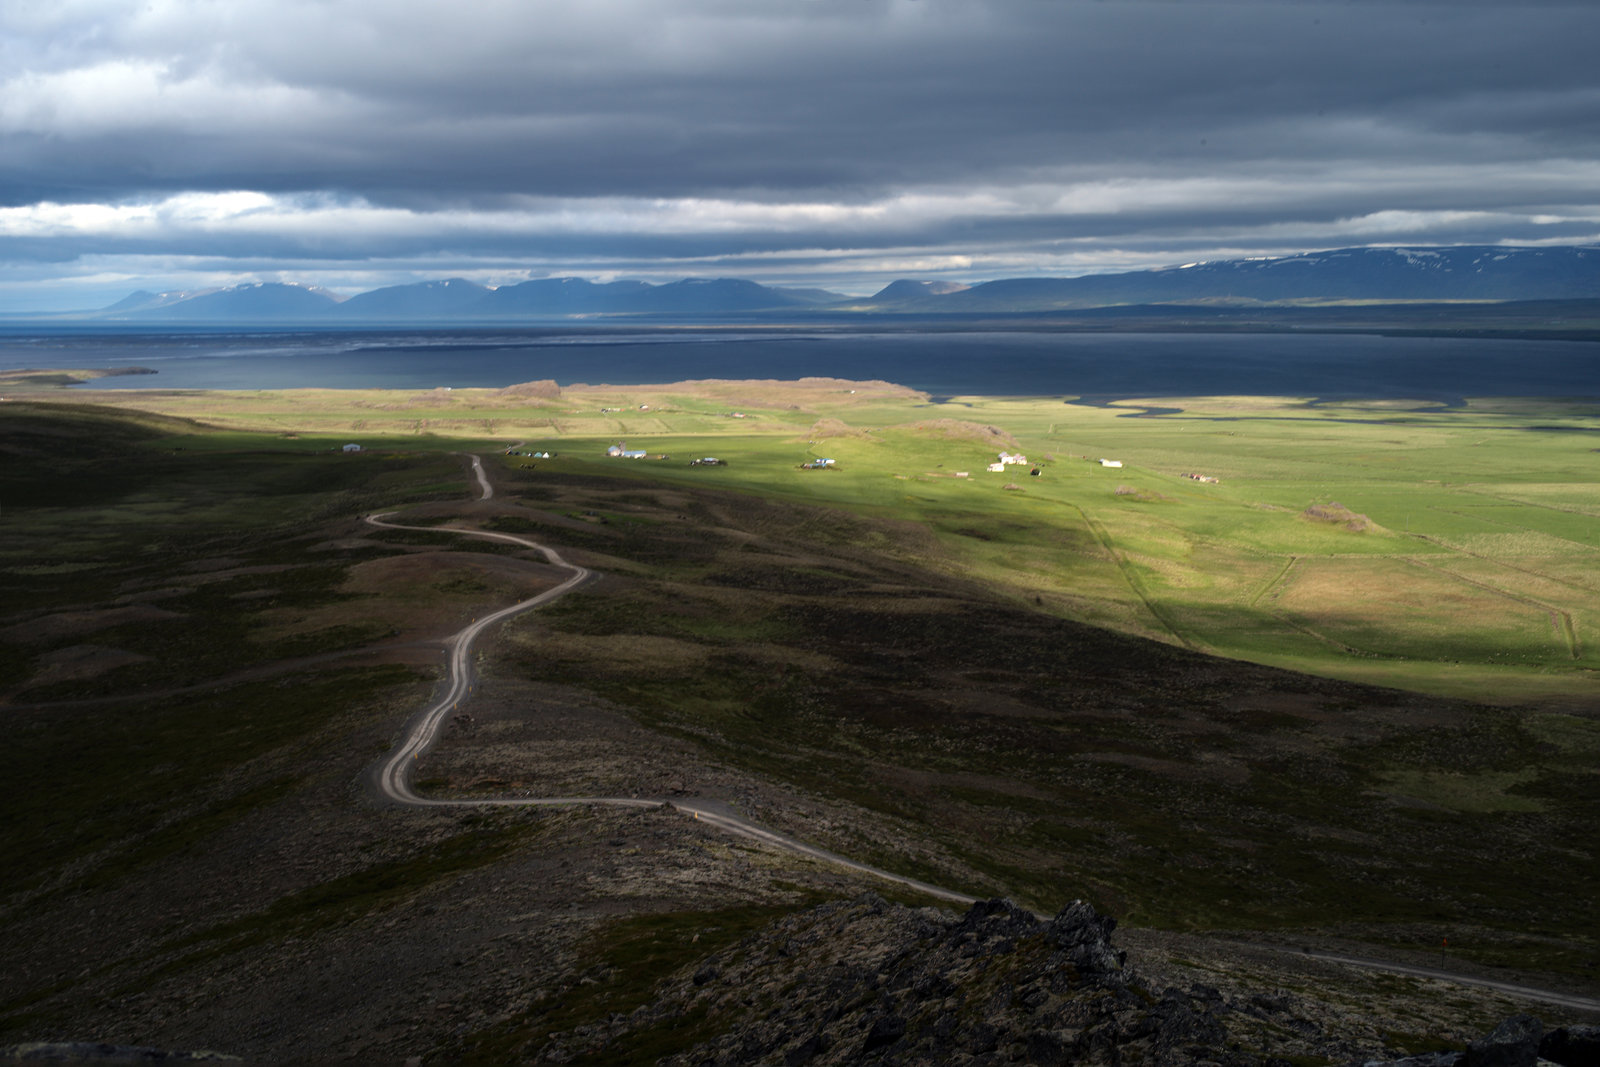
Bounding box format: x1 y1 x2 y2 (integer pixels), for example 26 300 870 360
606 443 653 460
487 441 1220 487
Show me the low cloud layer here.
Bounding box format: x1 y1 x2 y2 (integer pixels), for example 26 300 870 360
3 0 1597 308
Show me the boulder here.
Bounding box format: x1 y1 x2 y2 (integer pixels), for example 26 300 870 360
1462 1014 1543 1067
1046 899 1126 977
1542 1025 1600 1067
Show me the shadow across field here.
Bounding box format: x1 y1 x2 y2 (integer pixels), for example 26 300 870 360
2 400 1595 1063
473 465 1600 983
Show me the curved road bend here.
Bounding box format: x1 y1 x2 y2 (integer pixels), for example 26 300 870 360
368 455 1599 1009
366 455 978 908
466 452 495 500
1289 949 1600 1014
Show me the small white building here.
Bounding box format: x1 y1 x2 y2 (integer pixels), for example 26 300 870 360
1099 458 1123 468
342 443 362 453
998 451 1028 465
987 462 1006 473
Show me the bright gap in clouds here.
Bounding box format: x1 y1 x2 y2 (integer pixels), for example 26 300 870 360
5 173 1599 287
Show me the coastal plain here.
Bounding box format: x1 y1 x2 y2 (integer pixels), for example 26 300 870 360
1 372 1596 1061
28 370 1598 705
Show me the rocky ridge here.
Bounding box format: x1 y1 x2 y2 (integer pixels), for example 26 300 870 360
525 894 1599 1066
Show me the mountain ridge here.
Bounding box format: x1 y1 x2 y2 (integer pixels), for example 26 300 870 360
68 245 1600 323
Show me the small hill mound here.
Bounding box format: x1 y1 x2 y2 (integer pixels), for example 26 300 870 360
404 388 457 407
903 419 1019 448
496 379 561 400
1115 485 1171 503
808 417 874 439
1302 501 1379 532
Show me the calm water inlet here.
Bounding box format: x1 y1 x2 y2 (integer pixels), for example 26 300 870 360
0 328 1596 400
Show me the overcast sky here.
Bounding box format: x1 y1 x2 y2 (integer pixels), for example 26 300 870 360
2 0 1598 309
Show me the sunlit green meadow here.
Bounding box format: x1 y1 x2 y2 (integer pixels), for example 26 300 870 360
34 378 1600 705
6 386 1598 990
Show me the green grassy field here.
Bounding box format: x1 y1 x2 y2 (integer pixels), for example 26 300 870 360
621 391 1597 706
13 375 1598 705
462 460 1599 981
3 386 1597 1009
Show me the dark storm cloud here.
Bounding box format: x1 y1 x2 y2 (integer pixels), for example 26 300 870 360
7 2 1597 199
2 0 1598 305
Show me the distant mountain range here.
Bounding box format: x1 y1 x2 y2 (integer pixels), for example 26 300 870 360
871 246 1600 312
65 245 1600 324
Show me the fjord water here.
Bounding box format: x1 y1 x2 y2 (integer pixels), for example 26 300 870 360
2 328 1596 399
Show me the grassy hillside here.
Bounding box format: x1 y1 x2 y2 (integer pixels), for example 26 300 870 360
14 377 1599 706
410 465 1598 978
1 396 1594 1059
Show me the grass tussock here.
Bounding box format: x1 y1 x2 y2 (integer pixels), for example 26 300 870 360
1302 501 1379 532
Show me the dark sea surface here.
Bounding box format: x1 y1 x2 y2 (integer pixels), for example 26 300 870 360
1 327 1596 400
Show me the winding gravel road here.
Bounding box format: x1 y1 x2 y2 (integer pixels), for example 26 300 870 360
1291 949 1600 1014
366 455 977 907
367 454 1600 1012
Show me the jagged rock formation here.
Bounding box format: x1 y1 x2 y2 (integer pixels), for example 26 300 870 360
533 894 1232 1063
529 894 1600 1066
1381 1015 1600 1067
7 898 1596 1064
